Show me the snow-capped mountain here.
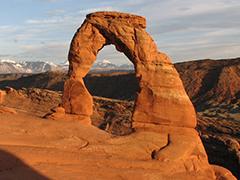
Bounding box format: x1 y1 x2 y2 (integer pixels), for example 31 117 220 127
0 59 61 74
62 59 133 72
0 59 134 74
92 59 117 69
21 61 60 73
118 63 134 70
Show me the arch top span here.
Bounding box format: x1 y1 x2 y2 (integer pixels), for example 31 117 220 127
63 11 197 128
86 11 147 29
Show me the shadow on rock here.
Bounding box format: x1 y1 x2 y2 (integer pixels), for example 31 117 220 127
0 149 48 180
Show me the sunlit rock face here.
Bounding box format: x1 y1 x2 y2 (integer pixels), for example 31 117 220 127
62 11 196 128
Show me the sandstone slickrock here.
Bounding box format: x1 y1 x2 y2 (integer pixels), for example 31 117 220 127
0 90 6 104
0 106 17 114
0 90 17 114
0 87 237 179
62 11 196 128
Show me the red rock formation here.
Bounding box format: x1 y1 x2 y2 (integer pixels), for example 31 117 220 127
62 11 196 128
58 12 237 179
0 90 17 114
175 58 240 107
0 90 5 104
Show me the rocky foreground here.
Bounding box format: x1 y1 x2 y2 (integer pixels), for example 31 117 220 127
0 58 239 179
0 88 237 179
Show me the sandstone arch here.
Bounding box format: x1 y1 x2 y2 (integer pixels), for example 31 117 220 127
62 11 196 128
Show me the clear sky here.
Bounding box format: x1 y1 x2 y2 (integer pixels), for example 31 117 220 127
0 0 239 64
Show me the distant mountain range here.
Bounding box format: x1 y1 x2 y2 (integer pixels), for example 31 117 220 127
0 60 61 74
0 59 134 74
90 59 134 73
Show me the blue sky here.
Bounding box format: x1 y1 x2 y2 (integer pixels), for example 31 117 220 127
0 0 240 64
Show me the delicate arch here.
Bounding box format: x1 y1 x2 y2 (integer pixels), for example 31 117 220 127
62 11 196 128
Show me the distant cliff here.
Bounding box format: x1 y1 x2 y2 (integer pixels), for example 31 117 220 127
0 57 239 108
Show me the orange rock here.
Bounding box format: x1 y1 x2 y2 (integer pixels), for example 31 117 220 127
62 11 196 128
0 90 6 104
0 106 17 114
62 78 93 116
51 106 65 114
45 111 91 125
212 165 237 180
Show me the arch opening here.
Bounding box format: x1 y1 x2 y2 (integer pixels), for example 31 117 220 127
86 45 137 99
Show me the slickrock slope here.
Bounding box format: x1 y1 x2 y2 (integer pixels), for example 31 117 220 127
0 113 223 180
0 88 237 179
